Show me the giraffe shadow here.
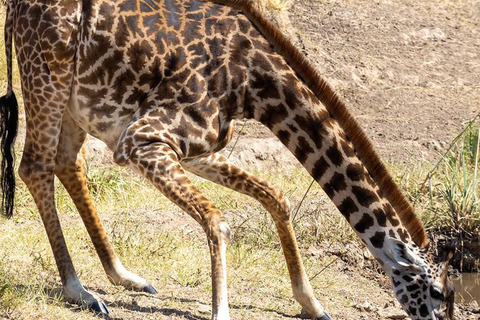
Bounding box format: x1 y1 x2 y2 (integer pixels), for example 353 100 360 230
15 284 298 319
230 303 299 318
103 290 299 319
109 296 210 320
12 284 207 320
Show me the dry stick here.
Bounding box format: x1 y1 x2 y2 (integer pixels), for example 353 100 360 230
309 257 338 281
227 121 247 159
421 113 480 192
292 179 315 223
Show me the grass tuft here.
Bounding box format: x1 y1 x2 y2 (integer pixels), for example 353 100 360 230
260 0 293 11
423 118 479 235
0 266 20 317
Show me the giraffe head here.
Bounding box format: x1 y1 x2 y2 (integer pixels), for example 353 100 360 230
384 237 455 320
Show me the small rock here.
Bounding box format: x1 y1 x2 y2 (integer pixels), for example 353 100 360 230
423 140 442 151
195 302 211 315
363 249 373 260
355 301 375 312
308 245 323 257
412 27 446 40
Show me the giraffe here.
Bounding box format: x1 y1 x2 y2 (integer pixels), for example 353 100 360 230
0 0 455 319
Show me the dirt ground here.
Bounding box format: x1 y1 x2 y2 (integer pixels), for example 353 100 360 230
1 0 479 319
238 0 479 167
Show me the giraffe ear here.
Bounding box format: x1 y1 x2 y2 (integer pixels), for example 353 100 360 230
384 237 422 271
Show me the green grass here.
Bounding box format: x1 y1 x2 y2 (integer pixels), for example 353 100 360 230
414 118 480 235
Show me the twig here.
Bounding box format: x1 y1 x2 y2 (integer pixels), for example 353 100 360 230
227 121 247 159
309 257 338 281
292 179 315 222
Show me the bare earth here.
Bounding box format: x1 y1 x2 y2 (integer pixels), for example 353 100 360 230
1 0 480 319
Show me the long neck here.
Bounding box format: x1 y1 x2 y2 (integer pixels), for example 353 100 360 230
246 72 414 261
224 0 427 248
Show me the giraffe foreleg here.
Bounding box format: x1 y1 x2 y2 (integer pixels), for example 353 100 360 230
19 113 108 315
182 153 331 320
128 143 231 320
54 113 157 294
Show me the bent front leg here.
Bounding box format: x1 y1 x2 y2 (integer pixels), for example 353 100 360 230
182 153 331 320
128 143 232 320
54 113 156 294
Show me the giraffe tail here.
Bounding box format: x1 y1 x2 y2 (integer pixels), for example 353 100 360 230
0 1 18 218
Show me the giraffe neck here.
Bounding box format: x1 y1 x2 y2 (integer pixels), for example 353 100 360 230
246 79 415 262
222 0 427 249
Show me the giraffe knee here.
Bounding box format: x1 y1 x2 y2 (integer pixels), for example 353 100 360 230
253 182 292 221
207 219 232 246
219 221 232 245
18 157 35 186
18 153 56 192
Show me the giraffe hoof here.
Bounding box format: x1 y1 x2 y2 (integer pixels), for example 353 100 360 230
88 300 110 316
318 313 332 320
142 284 158 295
299 309 332 320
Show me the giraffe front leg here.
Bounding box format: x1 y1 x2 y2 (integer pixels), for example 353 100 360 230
54 113 156 294
182 154 331 320
128 143 231 320
19 137 109 315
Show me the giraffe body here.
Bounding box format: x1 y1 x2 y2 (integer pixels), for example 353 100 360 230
1 0 454 319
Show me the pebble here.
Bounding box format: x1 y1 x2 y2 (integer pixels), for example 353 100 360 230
195 302 211 315
354 301 376 312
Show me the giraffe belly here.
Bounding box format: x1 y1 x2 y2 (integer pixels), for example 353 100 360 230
68 81 236 164
66 0 246 160
66 86 132 151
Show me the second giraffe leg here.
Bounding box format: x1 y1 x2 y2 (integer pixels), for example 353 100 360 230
182 153 331 320
128 143 231 320
54 113 156 293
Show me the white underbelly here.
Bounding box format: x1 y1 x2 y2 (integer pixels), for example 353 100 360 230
66 86 131 151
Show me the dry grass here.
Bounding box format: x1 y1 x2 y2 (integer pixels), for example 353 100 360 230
0 167 355 319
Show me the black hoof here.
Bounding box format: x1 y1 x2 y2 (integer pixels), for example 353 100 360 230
318 313 332 320
88 300 110 316
142 284 158 295
299 309 332 320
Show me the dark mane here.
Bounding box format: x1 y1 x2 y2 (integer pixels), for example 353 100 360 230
205 0 428 248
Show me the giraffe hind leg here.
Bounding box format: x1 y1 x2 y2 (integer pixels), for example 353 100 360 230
54 112 157 294
128 143 231 320
182 153 331 319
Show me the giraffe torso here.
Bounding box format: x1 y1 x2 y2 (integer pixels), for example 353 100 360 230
69 0 266 160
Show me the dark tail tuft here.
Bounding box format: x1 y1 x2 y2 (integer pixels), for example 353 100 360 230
0 92 18 218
